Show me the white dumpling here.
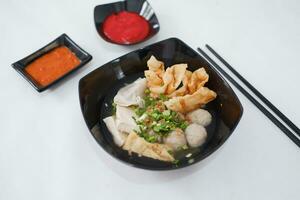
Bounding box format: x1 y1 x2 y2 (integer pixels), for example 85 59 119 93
186 109 212 127
115 105 138 134
103 116 127 147
185 123 207 148
163 129 187 150
114 78 147 107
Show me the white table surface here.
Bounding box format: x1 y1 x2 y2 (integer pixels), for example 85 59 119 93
1 0 300 199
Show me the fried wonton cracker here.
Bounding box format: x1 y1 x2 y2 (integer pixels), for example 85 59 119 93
164 87 217 113
168 70 191 97
188 68 209 94
165 64 187 94
144 56 217 113
146 55 164 78
123 132 175 162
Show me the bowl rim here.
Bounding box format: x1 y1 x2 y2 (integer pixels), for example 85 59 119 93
78 37 243 170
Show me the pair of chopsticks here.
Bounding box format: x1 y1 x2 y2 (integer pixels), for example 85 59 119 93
197 45 300 148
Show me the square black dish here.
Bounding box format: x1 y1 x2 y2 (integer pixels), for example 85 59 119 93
94 0 160 45
79 38 243 170
12 33 92 92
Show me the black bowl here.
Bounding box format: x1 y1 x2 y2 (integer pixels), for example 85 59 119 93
12 33 92 92
94 0 160 45
79 38 243 170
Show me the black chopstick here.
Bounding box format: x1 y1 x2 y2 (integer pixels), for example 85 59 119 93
206 44 300 137
197 47 300 148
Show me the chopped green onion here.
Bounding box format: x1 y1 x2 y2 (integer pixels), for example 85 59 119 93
144 88 150 95
132 88 189 145
162 110 171 116
172 159 179 165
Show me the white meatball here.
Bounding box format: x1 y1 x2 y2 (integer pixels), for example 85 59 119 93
185 123 207 148
186 109 212 127
163 129 187 150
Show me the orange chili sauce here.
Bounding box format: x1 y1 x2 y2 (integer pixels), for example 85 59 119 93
25 46 80 87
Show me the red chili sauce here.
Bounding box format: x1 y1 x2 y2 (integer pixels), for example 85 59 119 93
102 11 150 44
25 46 80 87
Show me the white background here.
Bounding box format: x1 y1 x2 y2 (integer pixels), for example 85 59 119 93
1 0 300 199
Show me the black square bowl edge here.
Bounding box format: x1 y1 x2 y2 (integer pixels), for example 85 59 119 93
78 37 244 170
